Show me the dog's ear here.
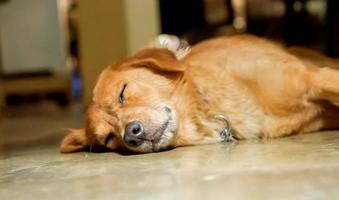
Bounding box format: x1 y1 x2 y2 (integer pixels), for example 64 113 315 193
60 129 88 153
129 49 186 72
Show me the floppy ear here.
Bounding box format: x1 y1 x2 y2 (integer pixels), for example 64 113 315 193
60 129 88 153
129 49 186 72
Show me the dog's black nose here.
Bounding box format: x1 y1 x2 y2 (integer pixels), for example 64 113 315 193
124 121 145 147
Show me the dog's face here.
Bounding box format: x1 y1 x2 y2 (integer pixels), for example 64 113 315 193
61 49 187 153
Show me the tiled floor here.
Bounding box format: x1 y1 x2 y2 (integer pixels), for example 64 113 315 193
1 104 339 200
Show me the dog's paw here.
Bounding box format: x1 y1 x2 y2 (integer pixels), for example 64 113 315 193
151 34 191 60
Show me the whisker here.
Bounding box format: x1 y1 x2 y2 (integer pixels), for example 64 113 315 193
89 143 93 153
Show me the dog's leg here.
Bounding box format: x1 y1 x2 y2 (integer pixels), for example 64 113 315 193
290 47 339 105
259 61 339 137
311 67 339 106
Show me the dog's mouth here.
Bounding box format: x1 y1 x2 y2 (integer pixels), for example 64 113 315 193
104 126 170 153
124 106 176 153
150 106 176 152
150 118 171 151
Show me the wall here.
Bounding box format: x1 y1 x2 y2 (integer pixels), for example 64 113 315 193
124 0 160 54
78 0 160 105
78 0 127 105
0 0 67 74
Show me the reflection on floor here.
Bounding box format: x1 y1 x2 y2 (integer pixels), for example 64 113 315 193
1 104 339 200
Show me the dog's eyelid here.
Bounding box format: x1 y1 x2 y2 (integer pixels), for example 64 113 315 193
119 83 128 104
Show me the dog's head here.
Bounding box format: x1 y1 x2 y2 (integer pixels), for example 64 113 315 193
61 48 189 153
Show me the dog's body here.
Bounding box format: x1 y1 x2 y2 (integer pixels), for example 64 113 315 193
61 35 339 153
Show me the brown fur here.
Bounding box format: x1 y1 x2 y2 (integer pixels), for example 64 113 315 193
60 35 339 154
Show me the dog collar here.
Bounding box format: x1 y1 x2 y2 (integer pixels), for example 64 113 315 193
214 114 235 142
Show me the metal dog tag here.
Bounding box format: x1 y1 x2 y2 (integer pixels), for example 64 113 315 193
214 114 235 142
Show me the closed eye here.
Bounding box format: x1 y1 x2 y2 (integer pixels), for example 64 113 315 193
119 84 127 104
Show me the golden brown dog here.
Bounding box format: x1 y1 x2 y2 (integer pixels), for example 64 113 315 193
60 34 339 153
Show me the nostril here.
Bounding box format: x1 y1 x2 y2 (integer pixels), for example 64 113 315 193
126 121 144 136
132 126 141 135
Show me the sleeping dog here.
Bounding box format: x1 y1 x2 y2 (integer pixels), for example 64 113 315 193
60 34 339 154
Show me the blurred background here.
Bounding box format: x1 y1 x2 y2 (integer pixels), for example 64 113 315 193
0 0 339 149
